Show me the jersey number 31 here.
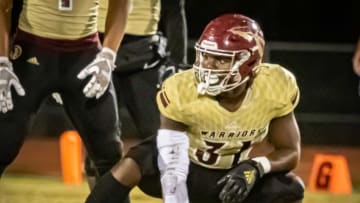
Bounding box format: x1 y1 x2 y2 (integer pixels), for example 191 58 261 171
195 141 251 167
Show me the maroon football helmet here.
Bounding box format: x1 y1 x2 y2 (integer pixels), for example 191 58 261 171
193 13 265 96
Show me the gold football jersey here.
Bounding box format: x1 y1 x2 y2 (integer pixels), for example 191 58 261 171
18 0 98 39
157 63 300 169
98 0 160 35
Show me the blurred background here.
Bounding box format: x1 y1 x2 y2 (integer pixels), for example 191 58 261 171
23 0 360 144
3 0 360 201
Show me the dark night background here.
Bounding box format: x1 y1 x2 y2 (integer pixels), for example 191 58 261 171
185 0 360 43
11 0 360 43
174 0 360 145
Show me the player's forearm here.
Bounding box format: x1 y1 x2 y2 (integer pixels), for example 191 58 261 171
266 146 300 172
0 0 12 56
257 112 301 173
102 0 129 52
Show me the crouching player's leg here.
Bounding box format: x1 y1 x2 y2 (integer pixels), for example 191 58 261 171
85 154 140 203
85 129 190 203
244 172 305 203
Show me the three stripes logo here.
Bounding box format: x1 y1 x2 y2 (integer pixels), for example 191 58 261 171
27 57 40 66
243 169 256 184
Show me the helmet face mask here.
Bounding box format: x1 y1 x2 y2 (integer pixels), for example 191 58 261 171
193 46 251 96
193 13 265 96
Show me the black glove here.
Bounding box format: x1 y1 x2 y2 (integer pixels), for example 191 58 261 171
217 160 264 203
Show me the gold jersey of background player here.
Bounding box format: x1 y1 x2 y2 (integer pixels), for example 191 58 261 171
18 0 100 39
98 0 160 35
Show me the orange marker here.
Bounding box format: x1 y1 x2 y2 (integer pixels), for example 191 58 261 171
308 153 352 194
60 130 83 185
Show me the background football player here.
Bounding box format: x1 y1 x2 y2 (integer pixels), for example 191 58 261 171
85 13 304 203
96 0 189 140
0 0 128 183
83 0 189 189
97 0 166 142
353 38 360 96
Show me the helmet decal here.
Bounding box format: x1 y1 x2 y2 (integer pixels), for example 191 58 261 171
227 26 255 42
200 40 218 50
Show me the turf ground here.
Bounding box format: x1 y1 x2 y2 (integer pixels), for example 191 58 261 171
1 174 359 203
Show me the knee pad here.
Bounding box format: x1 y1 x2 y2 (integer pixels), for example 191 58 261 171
88 139 123 176
264 173 305 203
278 174 305 202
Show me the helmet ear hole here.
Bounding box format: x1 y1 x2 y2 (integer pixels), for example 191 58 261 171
247 60 256 67
239 59 256 76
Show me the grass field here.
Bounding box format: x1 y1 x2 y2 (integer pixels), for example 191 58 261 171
1 174 360 203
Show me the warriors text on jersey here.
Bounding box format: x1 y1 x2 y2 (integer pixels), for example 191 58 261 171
18 0 98 39
156 63 300 169
98 0 160 35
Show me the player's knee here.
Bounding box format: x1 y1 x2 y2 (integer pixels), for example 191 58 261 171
89 142 122 176
264 173 305 203
90 153 121 176
92 159 118 177
112 158 142 188
283 173 305 202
